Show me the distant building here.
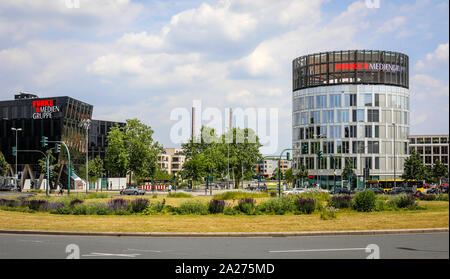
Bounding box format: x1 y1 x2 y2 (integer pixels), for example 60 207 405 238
158 148 186 175
255 160 292 178
408 135 449 169
88 119 126 162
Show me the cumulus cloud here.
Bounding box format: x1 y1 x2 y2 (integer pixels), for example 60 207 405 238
415 43 449 71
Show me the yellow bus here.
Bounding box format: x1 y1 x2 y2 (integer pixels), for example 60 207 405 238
366 179 424 193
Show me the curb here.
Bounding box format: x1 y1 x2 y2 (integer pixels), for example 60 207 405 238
0 228 448 238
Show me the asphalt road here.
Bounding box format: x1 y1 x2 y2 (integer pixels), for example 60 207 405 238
0 232 448 259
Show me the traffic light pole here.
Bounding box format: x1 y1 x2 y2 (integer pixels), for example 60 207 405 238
17 150 49 196
48 140 71 195
277 148 300 198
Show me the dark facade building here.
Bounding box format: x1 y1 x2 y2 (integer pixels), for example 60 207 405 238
0 93 123 189
292 50 410 188
89 119 125 161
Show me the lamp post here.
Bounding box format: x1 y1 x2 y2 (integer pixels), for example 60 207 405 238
393 123 396 188
11 128 22 179
79 119 91 194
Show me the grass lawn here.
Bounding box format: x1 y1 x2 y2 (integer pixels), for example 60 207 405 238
0 201 447 233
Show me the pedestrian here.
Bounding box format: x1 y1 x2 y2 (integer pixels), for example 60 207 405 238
168 184 172 194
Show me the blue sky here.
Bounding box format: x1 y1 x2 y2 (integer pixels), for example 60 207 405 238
0 0 448 155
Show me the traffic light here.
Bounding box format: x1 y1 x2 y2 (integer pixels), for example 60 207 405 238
41 136 48 147
286 152 290 161
317 150 323 160
54 143 61 153
49 170 53 179
12 146 16 156
302 144 308 154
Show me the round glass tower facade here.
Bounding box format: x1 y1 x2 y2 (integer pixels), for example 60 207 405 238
292 50 409 188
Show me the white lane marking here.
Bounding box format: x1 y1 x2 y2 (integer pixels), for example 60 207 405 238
18 240 44 243
125 249 161 253
269 248 367 253
82 252 140 258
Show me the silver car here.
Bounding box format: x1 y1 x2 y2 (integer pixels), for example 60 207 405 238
120 186 146 195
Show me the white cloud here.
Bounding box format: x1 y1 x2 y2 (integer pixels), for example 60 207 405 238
415 43 449 71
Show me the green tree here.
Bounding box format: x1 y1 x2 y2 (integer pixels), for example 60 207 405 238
152 168 174 181
0 151 9 176
295 164 309 187
78 156 104 189
105 119 163 185
38 150 60 189
181 126 262 188
284 168 293 184
402 150 427 181
432 159 448 185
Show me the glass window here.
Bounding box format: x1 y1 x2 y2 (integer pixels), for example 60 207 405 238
368 141 380 154
344 94 357 106
337 109 349 123
330 94 341 107
375 157 380 169
374 126 379 138
316 95 327 108
374 94 380 107
363 93 372 106
310 111 320 124
352 141 365 154
323 110 334 123
365 125 372 138
353 109 365 122
368 109 379 122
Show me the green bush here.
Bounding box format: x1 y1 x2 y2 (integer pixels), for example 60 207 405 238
176 200 208 215
353 190 376 212
328 195 352 209
320 206 337 220
142 200 166 215
390 194 418 209
257 198 294 215
72 204 87 215
208 200 225 214
295 198 316 214
419 194 437 201
237 198 256 215
436 194 449 201
167 192 193 198
85 193 109 199
213 191 268 200
223 206 239 215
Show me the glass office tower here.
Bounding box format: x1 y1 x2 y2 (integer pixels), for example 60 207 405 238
292 50 409 188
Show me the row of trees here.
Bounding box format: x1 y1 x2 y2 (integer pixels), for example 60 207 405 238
180 127 262 188
403 150 448 184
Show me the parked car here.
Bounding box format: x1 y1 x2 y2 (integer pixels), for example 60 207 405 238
0 177 21 192
120 186 146 195
330 188 352 195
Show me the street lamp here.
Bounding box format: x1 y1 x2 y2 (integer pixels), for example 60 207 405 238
79 119 91 194
392 123 396 188
11 128 22 179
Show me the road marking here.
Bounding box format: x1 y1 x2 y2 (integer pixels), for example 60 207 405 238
269 248 367 253
18 240 44 243
125 249 161 253
82 252 141 258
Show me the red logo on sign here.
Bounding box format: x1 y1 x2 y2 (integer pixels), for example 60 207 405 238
335 63 369 70
33 100 54 113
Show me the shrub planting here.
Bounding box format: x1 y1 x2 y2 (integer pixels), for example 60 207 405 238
390 194 418 209
176 200 208 215
70 199 84 207
208 199 225 214
257 198 294 215
131 198 150 213
0 199 19 207
223 206 239 215
167 193 193 198
353 190 376 212
320 206 338 220
213 191 268 200
295 198 316 214
329 195 352 209
143 200 166 215
106 198 130 214
238 198 256 215
25 200 48 211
